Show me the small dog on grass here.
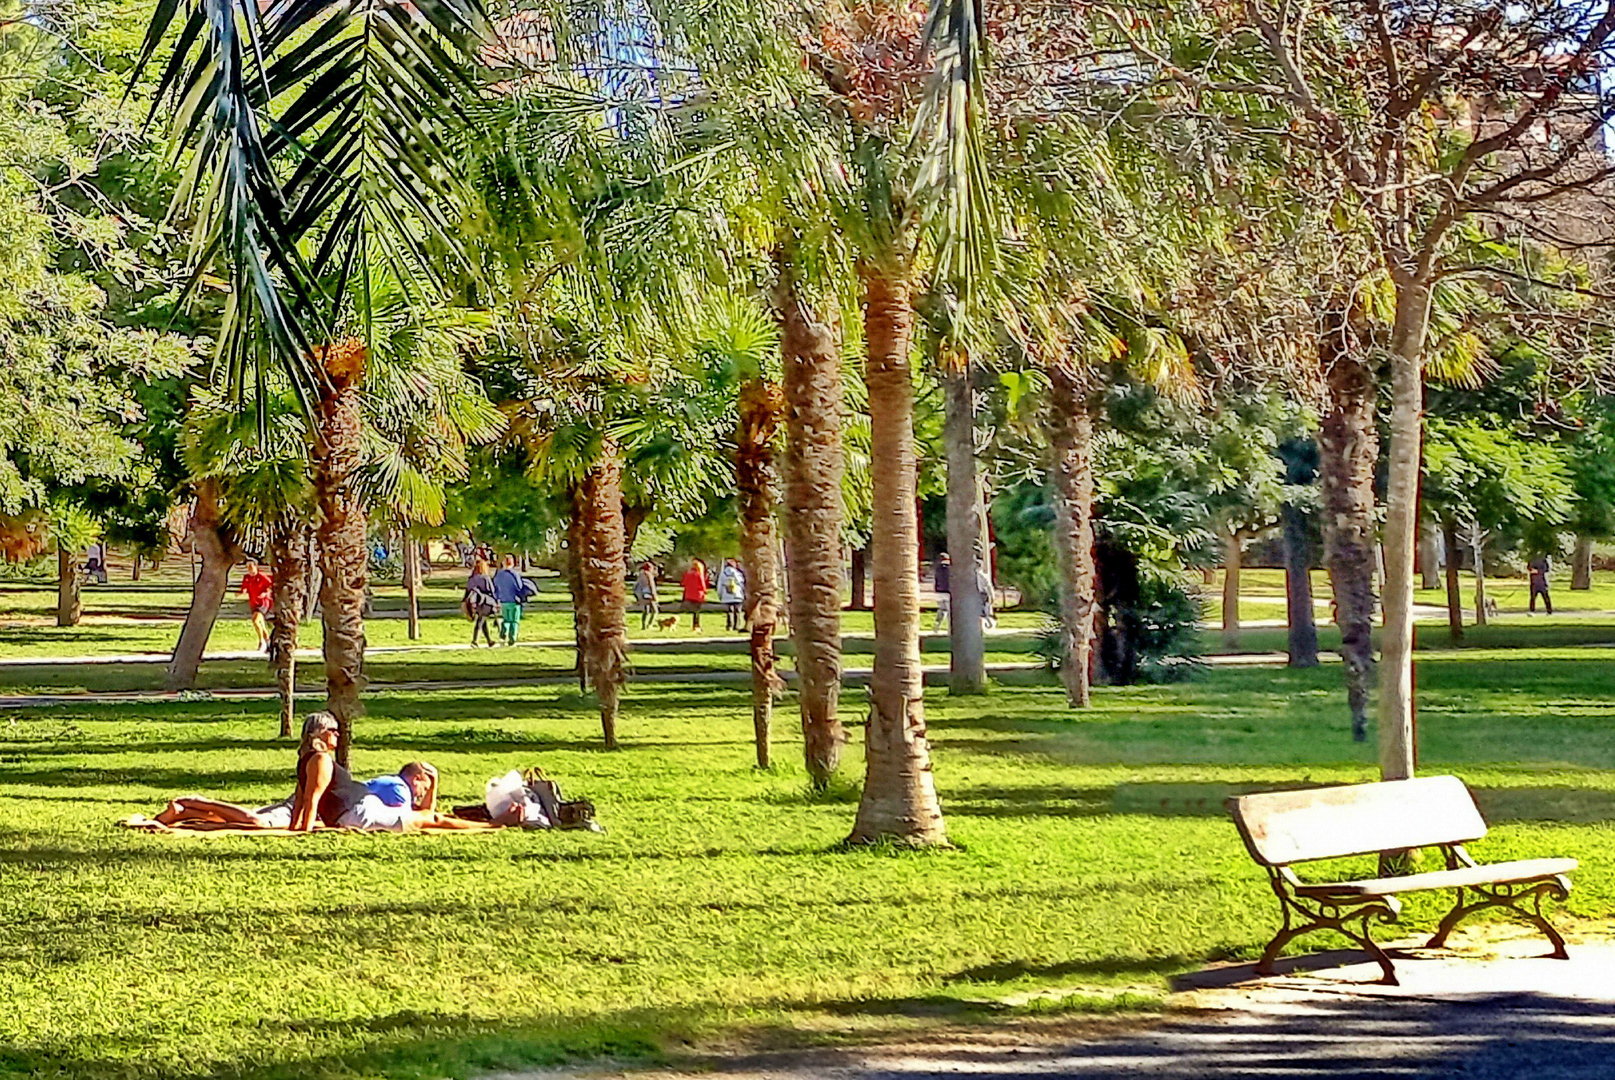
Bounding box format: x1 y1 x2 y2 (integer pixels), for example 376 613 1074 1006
656 616 678 630
1483 596 1499 619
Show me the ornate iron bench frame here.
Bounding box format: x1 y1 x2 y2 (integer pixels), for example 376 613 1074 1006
1228 777 1576 985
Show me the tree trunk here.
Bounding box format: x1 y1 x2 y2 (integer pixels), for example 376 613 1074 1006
1471 524 1488 626
1284 503 1319 668
738 376 785 768
312 339 369 767
131 555 141 582
774 249 846 789
1419 523 1441 590
942 360 988 695
57 545 81 627
579 446 628 749
849 545 868 611
403 531 422 640
303 528 320 621
1572 533 1593 590
566 490 590 694
1317 311 1379 743
167 480 242 690
1047 357 1096 708
849 264 947 847
1221 530 1244 650
1378 281 1431 781
269 520 310 738
1443 517 1464 641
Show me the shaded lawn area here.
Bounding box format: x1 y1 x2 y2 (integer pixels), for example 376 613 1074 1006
2 652 1613 1079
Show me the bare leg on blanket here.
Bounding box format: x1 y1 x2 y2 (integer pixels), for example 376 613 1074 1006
155 797 268 828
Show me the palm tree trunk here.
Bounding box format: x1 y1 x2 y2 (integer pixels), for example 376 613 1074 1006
168 480 241 690
1317 314 1379 743
579 446 628 749
849 264 947 847
849 545 868 610
269 520 309 738
1284 503 1319 668
941 360 987 695
1443 517 1464 641
57 545 81 627
738 376 785 768
774 249 845 789
566 490 590 694
1047 357 1096 708
312 340 369 767
1221 530 1243 650
403 531 422 640
1572 534 1593 590
1471 524 1488 626
1378 281 1431 781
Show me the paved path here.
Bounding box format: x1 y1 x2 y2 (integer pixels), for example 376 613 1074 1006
0 626 1041 668
509 933 1615 1080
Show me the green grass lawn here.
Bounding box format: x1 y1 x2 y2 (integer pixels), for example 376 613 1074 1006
3 650 1614 1079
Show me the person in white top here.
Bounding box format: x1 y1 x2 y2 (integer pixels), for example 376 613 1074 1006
717 558 747 633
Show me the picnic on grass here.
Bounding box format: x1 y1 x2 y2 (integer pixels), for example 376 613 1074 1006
124 711 596 835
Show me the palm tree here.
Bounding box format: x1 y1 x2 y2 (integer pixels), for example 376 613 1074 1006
692 300 787 768
137 0 492 760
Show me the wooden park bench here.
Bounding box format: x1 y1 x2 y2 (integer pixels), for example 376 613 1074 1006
1227 775 1577 985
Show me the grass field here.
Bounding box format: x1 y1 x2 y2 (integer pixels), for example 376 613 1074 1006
3 648 1614 1079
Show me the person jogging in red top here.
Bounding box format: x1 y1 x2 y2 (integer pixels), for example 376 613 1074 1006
239 560 275 652
681 558 709 631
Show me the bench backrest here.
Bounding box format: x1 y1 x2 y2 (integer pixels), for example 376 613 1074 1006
1226 776 1486 867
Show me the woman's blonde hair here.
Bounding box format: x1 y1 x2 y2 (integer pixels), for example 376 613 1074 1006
299 711 339 756
472 557 489 575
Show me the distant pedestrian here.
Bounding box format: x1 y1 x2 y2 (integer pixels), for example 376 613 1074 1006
682 558 709 631
634 561 660 629
717 558 747 632
463 558 499 646
1529 555 1554 615
493 554 530 645
977 564 997 629
932 552 951 631
238 559 275 652
84 542 108 585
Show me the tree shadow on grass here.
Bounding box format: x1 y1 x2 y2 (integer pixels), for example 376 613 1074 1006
947 780 1615 825
945 954 1196 985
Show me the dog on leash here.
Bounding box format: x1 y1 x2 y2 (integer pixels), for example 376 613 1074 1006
656 615 678 630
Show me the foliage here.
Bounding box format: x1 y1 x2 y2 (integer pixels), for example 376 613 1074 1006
1422 420 1576 555
0 0 190 534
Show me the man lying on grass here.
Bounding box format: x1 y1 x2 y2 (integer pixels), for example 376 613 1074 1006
151 712 482 832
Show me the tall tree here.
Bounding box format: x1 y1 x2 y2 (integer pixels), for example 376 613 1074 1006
1111 0 1615 778
137 0 492 757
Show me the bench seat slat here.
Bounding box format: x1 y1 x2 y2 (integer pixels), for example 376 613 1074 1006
1292 857 1578 898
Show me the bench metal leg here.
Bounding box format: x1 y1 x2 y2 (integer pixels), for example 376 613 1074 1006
1426 876 1572 959
1258 872 1403 982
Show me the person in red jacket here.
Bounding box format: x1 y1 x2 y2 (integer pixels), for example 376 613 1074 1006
238 560 274 652
681 558 709 631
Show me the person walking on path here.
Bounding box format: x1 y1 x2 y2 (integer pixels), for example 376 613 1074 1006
717 557 747 632
682 558 709 631
493 554 531 645
1529 555 1554 615
634 562 661 629
463 558 499 646
238 560 275 652
932 552 952 631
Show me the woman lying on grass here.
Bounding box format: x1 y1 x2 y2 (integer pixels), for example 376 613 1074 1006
153 713 481 831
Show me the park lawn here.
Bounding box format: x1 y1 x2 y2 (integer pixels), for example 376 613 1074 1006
2 652 1614 1080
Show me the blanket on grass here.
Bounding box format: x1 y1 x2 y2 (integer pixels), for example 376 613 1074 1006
118 815 500 835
